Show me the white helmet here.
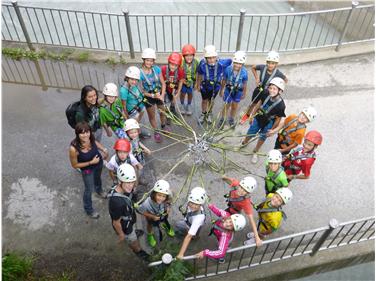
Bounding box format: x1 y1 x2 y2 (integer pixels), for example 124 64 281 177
102 83 118 97
124 118 140 131
239 176 257 193
204 45 218 57
188 187 207 205
230 213 247 232
153 179 170 195
276 188 293 204
233 51 247 64
117 163 137 183
268 149 282 163
125 66 140 80
266 51 280 63
142 48 156 59
269 77 285 92
302 106 317 122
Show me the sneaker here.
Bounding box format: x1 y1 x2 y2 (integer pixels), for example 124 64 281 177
136 250 150 262
218 258 225 264
251 153 258 164
161 223 175 237
198 113 205 125
76 168 82 173
180 104 186 115
246 232 255 239
240 113 249 125
88 211 100 219
244 238 256 246
154 132 162 143
135 229 144 238
140 128 151 138
207 113 213 124
228 117 235 127
186 104 192 116
96 191 108 199
217 118 225 129
147 233 157 247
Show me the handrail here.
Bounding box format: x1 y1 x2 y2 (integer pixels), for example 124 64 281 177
148 216 375 280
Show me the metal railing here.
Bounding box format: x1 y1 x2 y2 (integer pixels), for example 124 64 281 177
2 1 375 57
148 217 375 280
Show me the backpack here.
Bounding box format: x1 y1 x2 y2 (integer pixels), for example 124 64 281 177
66 101 81 129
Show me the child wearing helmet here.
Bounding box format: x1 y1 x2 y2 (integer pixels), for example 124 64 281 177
124 118 151 166
139 179 175 247
99 83 127 139
282 130 322 181
221 175 262 247
161 52 185 128
105 139 142 185
120 66 145 122
139 48 167 143
195 204 246 262
241 78 286 164
240 51 288 125
268 106 317 155
108 163 150 261
180 44 199 115
245 187 292 244
197 45 232 125
176 187 207 259
218 51 248 128
264 149 288 195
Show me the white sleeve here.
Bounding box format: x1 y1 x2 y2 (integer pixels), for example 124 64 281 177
129 153 140 166
188 214 205 236
106 156 117 171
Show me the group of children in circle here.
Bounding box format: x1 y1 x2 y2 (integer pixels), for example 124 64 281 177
69 43 324 263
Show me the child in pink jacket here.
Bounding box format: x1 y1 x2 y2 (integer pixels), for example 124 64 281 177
195 204 246 262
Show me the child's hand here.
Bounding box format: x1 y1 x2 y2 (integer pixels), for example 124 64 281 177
176 254 184 260
266 129 275 137
144 148 152 155
91 155 100 165
153 215 161 221
195 251 204 259
255 237 263 247
137 164 143 170
255 78 260 85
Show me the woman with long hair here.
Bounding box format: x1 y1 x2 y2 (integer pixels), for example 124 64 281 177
69 122 109 218
75 85 102 141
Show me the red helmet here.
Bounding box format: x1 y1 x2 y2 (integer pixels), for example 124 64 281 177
168 52 182 66
305 130 323 145
182 44 196 56
113 139 131 152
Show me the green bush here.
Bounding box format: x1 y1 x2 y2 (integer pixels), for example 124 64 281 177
2 252 33 281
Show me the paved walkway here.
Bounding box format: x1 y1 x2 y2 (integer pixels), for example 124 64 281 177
2 53 374 280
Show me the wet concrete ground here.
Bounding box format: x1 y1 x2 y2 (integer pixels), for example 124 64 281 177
2 53 374 280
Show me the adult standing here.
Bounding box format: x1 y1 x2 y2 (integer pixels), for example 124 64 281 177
75 85 102 142
69 122 109 219
108 163 150 261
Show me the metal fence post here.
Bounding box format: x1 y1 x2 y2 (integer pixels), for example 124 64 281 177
310 219 339 256
11 0 34 51
123 9 135 59
236 9 246 51
335 1 359 52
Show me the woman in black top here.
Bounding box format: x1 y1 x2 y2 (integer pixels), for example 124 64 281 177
69 122 109 218
75 85 102 141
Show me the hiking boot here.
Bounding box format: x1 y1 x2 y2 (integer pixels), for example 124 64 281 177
228 117 235 128
136 250 150 262
185 104 192 116
217 118 225 129
88 211 100 219
154 132 162 143
161 223 175 237
147 233 157 247
251 153 258 164
198 113 205 125
240 113 249 125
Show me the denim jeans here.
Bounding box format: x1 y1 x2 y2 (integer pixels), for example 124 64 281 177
81 161 103 215
246 118 274 141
